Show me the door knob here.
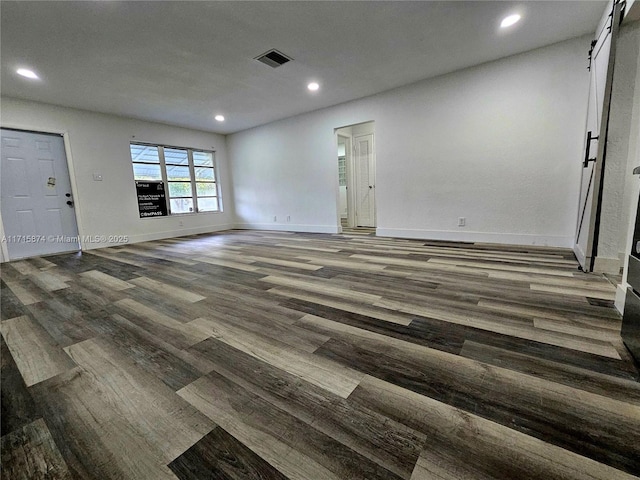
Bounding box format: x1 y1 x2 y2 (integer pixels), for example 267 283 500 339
65 193 71 197
369 185 373 189
66 200 74 207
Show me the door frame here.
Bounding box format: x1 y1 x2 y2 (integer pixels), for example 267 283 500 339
574 1 623 272
334 121 377 231
337 133 354 229
0 123 85 260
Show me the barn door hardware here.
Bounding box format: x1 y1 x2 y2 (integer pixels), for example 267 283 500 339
583 130 599 168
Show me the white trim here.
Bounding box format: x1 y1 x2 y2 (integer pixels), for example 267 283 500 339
234 223 339 234
336 133 353 229
592 255 622 274
0 213 9 262
615 284 627 314
83 223 234 250
376 227 574 248
61 132 85 249
574 242 587 269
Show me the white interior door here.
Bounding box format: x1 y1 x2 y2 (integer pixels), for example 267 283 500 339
354 133 375 227
1 129 80 260
574 3 622 271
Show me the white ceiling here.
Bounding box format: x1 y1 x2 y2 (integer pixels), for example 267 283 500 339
1 1 606 134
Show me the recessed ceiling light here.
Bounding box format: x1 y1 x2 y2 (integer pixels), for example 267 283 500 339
500 14 521 28
214 115 225 122
16 68 39 80
307 82 320 92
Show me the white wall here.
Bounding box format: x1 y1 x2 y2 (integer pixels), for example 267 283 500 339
229 36 591 246
0 98 235 251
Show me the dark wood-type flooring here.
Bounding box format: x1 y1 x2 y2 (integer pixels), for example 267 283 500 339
1 230 639 479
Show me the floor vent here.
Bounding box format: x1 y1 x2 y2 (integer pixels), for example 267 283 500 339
255 49 292 68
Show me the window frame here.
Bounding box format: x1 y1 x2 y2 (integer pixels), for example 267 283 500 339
130 142 222 216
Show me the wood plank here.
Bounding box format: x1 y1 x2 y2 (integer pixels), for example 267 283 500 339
531 283 616 301
0 336 39 436
108 313 216 376
261 275 382 303
426 257 576 276
269 287 413 326
296 254 388 272
298 314 640 474
478 297 620 324
247 255 323 271
188 317 363 398
4 280 45 305
282 297 465 354
1 418 73 480
373 298 621 359
10 261 43 276
29 270 70 292
23 297 114 349
85 249 147 267
111 299 210 349
128 276 205 303
533 317 621 341
178 375 342 480
349 378 637 480
120 247 198 265
275 243 341 253
1 315 76 386
184 338 425 479
30 337 214 479
178 369 401 480
78 270 136 290
194 256 261 272
26 257 58 270
168 426 290 480
198 303 329 353
460 340 640 406
1 281 28 320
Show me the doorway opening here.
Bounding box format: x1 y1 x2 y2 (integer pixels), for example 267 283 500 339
0 128 80 261
336 121 376 234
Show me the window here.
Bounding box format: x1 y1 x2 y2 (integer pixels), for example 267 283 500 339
193 151 219 212
130 143 221 215
338 155 347 187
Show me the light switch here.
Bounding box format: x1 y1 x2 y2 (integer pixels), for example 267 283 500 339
93 173 103 181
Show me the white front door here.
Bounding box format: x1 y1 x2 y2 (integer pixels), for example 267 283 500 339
354 133 375 227
1 129 80 260
574 3 622 271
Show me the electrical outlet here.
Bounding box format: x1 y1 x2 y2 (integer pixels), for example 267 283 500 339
287 215 291 222
273 215 277 222
458 217 466 227
179 220 184 227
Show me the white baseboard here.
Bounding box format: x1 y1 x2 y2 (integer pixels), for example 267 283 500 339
83 223 234 250
593 256 622 275
375 228 573 248
234 223 339 234
615 284 627 314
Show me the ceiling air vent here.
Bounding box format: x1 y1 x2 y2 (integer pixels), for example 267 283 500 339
255 49 292 68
